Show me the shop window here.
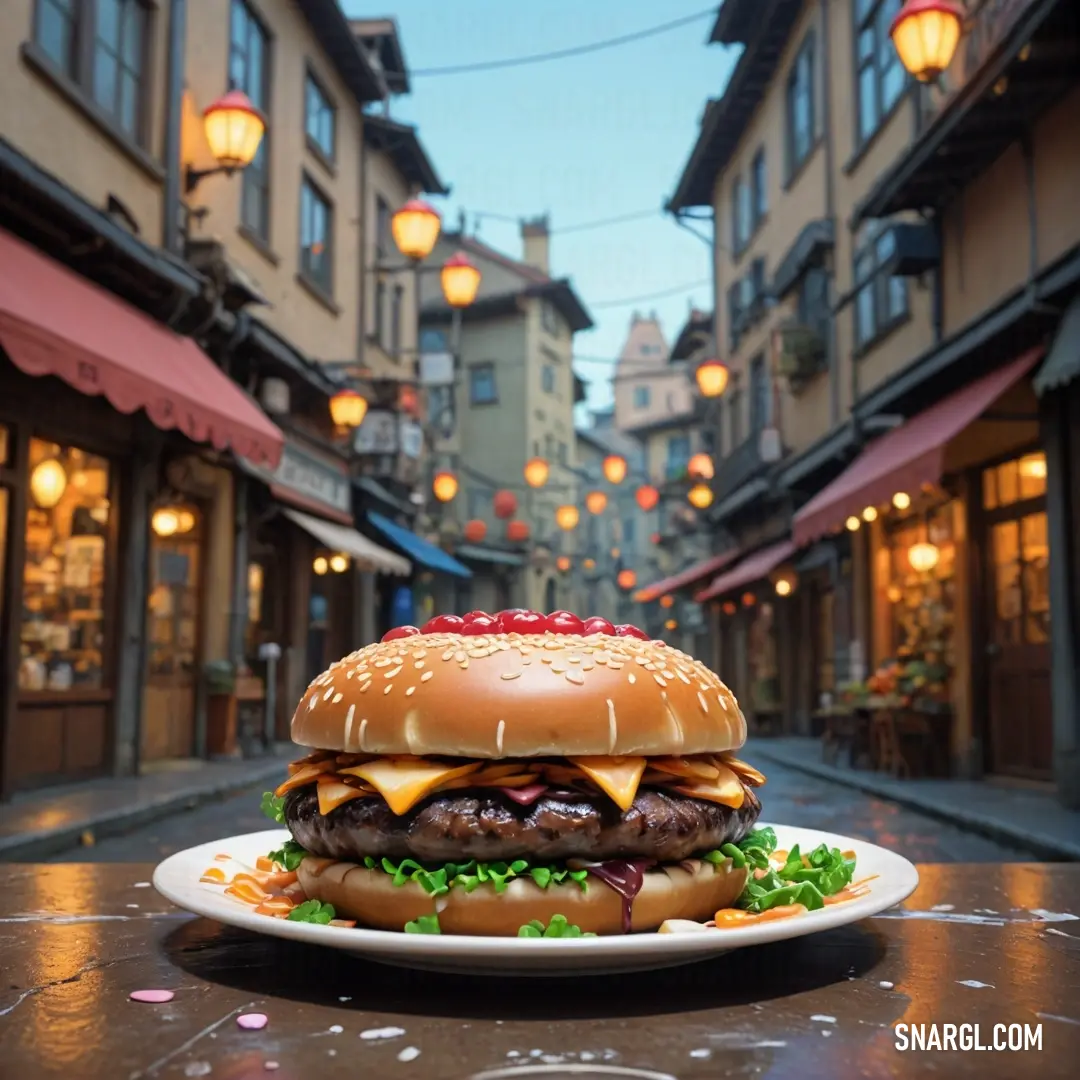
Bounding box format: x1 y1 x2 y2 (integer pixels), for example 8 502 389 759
469 363 497 405
146 506 202 680
748 603 781 712
982 453 1047 509
855 0 906 145
230 0 272 241
990 515 1050 647
245 561 264 657
299 175 334 296
304 70 335 162
19 439 112 691
853 223 908 349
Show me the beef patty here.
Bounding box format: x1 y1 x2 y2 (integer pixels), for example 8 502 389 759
284 783 762 864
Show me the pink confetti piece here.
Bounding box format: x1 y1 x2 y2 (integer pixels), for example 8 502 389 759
237 1013 269 1030
264 1064 279 1072
129 989 175 1004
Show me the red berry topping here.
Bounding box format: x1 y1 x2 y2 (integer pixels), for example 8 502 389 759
462 610 491 623
381 625 420 642
462 614 499 635
614 624 649 640
546 610 585 635
582 616 615 636
422 614 465 633
499 609 545 634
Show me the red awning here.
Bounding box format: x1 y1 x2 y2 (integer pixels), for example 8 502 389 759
0 227 283 467
793 350 1043 547
634 550 739 603
695 540 796 602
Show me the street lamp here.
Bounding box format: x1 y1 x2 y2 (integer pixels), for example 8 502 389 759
432 471 459 502
890 0 964 81
441 252 482 308
555 505 580 531
585 491 608 515
694 359 730 399
635 484 660 511
602 455 628 484
687 452 714 480
524 457 550 488
329 388 368 429
392 199 442 261
688 483 714 509
185 90 266 193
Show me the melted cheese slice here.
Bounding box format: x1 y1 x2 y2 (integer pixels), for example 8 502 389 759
340 759 482 815
567 756 647 812
651 756 721 781
720 754 767 786
316 780 369 816
673 763 745 809
275 762 333 797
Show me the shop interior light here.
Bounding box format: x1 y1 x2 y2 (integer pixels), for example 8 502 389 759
617 568 637 590
721 601 737 616
862 506 879 523
770 566 799 597
846 515 862 532
610 546 621 559
1019 453 1047 479
741 592 756 608
908 541 941 573
329 554 349 573
602 455 628 485
151 508 180 537
391 198 442 261
313 556 329 575
523 457 549 488
887 584 904 603
892 491 912 510
175 510 196 534
29 458 68 508
687 452 714 480
775 579 793 597
556 555 571 572
583 557 596 570
635 484 660 511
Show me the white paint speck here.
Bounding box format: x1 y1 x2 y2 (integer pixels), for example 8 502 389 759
133 882 151 888
264 1064 279 1073
879 981 895 990
1045 927 1078 939
821 1030 832 1038
529 1049 543 1058
810 1014 837 1024
359 1027 406 1041
957 980 995 989
541 1056 565 1065
184 1064 212 1078
126 904 139 909
579 1052 596 1062
974 909 999 915
338 996 352 1003
327 1049 337 1057
328 1025 343 1034
397 1047 421 1062
930 903 955 912
689 1049 712 1059
1030 909 1079 923
506 1051 520 1059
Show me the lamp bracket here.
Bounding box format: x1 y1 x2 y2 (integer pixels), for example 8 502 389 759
184 163 235 195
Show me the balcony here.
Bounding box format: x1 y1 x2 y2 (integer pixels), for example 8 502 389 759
711 430 783 506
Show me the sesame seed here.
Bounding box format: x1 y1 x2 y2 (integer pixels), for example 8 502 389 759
383 685 393 695
307 696 317 712
405 686 416 697
628 672 636 684
653 674 668 688
420 671 434 683
565 670 584 685
358 719 368 749
415 660 425 670
697 692 709 714
550 663 567 674
412 649 427 659
374 658 391 668
676 669 691 684
634 656 648 666
332 692 343 704
442 649 455 662
459 658 470 670
540 655 553 665
645 663 657 672
345 704 356 746
582 661 595 671
500 671 521 680
495 720 506 755
467 648 488 658
567 655 581 664
385 667 402 679
359 682 371 693
323 688 334 701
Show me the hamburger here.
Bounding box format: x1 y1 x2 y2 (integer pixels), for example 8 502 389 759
268 609 767 936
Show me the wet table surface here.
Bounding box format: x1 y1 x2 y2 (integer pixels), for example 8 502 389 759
1 863 1078 1080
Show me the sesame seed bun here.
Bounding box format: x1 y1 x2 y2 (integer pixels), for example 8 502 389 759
297 853 748 936
291 632 746 759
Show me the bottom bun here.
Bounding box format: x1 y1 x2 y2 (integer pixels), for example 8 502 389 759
297 856 748 936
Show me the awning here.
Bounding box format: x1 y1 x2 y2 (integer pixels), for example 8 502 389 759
695 540 797 603
456 544 525 567
1033 297 1080 396
0 227 283 466
634 550 739 603
284 509 410 576
367 510 472 579
793 350 1042 547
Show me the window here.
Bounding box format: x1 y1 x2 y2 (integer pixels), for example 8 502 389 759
623 516 636 545
542 364 556 394
750 147 767 228
230 0 271 241
390 284 403 357
469 363 497 406
305 71 335 161
853 223 908 349
749 354 771 432
727 280 744 351
374 280 387 347
299 176 333 295
666 435 691 478
541 301 558 336
34 0 150 142
633 385 651 409
731 176 752 253
558 442 568 466
786 33 815 177
728 388 743 447
420 328 447 353
855 0 906 144
376 196 392 260
19 439 112 691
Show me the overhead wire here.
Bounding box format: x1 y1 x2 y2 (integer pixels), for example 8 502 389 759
588 278 713 309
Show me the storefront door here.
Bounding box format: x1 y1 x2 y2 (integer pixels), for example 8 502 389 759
141 505 204 763
983 453 1053 780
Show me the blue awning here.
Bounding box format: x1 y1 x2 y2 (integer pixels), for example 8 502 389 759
366 511 473 579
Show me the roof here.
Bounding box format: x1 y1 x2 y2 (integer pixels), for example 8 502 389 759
671 308 713 361
622 409 697 438
364 113 448 195
350 17 410 95
575 423 643 460
297 0 384 105
667 0 805 211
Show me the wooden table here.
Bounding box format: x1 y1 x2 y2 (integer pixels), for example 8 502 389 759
1 863 1077 1078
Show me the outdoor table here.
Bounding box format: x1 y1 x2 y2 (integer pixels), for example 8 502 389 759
1 862 1077 1078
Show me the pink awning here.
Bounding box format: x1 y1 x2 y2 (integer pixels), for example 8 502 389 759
0 227 283 467
634 549 739 603
695 540 796 602
793 349 1043 547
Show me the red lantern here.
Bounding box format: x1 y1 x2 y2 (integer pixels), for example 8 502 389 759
617 569 637 591
463 519 487 543
636 484 660 511
493 489 517 520
506 519 530 543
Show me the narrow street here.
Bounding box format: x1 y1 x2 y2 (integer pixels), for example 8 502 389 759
49 758 1028 865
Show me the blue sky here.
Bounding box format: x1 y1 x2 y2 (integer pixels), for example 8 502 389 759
343 0 737 419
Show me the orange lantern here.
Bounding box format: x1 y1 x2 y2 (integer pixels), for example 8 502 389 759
200 89 266 173
890 0 963 82
524 457 549 488
463 519 487 543
585 491 608 515
741 592 756 608
660 594 675 609
391 198 441 261
440 251 482 308
432 471 458 503
721 601 737 616
695 359 730 399
556 555 571 573
506 519 530 543
493 489 518 519
555 505 580 531
583 558 596 571
602 454 628 485
329 389 368 429
635 484 660 511
617 569 637 591
688 483 714 509
687 452 714 480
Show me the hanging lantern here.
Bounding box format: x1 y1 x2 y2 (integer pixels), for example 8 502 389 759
583 557 596 571
660 594 675 609
555 505 580 531
391 198 441 261
441 251 482 308
329 389 368 429
635 484 660 511
721 601 737 616
329 554 349 573
892 492 912 510
664 618 678 632
151 508 180 537
313 556 329 575
175 510 196 534
887 584 904 604
688 483 714 509
463 519 487 543
908 541 941 573
506 519 530 543
863 506 879 523
585 491 608 515
556 555 571 573
29 458 68 508
602 454 628 485
492 489 518 519
202 89 266 172
524 457 549 488
617 569 637 591
610 546 621 559
695 359 730 399
687 452 714 480
770 566 798 597
741 591 756 608
890 0 964 82
432 471 459 502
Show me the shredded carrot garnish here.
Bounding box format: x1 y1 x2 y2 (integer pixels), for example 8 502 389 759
225 880 268 905
329 919 357 928
255 856 275 872
214 853 231 862
200 867 227 884
261 870 299 889
254 897 296 916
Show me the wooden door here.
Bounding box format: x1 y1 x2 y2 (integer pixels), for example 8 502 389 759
141 509 203 762
983 456 1052 779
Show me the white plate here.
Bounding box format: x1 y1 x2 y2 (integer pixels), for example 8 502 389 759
153 824 919 976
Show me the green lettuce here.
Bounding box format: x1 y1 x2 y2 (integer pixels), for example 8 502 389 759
286 899 335 924
404 913 442 934
266 838 307 871
729 829 856 913
360 854 589 896
518 915 596 938
260 791 286 824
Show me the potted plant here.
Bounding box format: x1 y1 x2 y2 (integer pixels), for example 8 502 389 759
204 659 239 757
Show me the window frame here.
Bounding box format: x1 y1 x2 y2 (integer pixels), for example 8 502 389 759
749 353 771 433
303 64 336 167
750 146 767 230
785 30 816 181
298 171 334 299
632 384 651 410
469 362 498 407
390 283 404 359
854 0 907 148
541 363 556 395
852 221 910 352
666 434 691 478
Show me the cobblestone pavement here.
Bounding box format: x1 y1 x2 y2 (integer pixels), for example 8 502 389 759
49 757 1033 864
